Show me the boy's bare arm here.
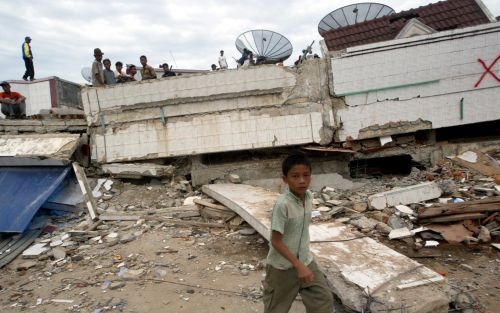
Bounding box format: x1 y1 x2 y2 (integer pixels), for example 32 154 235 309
270 230 313 283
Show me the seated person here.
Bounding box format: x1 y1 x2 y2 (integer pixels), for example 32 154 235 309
161 63 176 77
117 65 136 83
114 61 133 83
211 64 219 71
237 48 250 66
0 81 26 119
241 53 254 68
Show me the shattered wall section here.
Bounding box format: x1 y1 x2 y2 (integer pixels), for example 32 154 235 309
331 22 500 141
82 61 335 164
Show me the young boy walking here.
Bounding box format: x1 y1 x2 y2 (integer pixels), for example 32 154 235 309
263 154 333 313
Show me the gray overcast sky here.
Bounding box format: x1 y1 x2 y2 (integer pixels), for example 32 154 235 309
1 0 498 84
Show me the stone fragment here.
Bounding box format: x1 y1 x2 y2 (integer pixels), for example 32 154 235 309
395 205 414 216
107 281 125 290
352 202 367 213
457 151 477 163
375 222 392 234
349 216 378 231
183 196 201 206
423 240 438 247
239 228 257 236
119 233 136 244
326 199 342 206
227 174 241 184
317 206 331 212
389 227 413 240
22 243 49 257
52 247 66 260
121 268 145 280
17 260 38 271
387 214 407 230
477 226 491 243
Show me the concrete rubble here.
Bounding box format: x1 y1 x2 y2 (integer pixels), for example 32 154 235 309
1 10 499 312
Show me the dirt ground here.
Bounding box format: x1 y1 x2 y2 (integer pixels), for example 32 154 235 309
0 176 499 313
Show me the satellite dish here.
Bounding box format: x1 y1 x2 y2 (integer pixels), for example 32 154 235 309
235 30 293 64
81 67 91 83
318 3 395 35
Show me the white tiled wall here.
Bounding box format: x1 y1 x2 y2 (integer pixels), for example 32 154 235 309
91 109 324 163
331 23 500 141
81 65 297 119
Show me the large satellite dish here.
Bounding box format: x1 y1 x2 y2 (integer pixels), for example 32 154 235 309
235 30 293 64
318 3 395 35
81 67 91 83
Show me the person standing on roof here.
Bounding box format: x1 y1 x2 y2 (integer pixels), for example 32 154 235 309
139 55 157 80
21 36 35 81
218 50 228 70
91 48 105 87
0 81 26 119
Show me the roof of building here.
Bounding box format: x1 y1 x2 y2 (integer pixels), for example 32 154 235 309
322 0 493 51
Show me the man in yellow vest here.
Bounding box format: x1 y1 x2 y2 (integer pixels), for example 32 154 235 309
22 36 35 81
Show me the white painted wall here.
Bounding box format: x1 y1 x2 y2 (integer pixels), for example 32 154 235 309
332 22 500 141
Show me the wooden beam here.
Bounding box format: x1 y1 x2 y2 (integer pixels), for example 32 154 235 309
420 213 486 223
418 197 500 219
72 163 99 221
193 198 231 211
98 214 226 228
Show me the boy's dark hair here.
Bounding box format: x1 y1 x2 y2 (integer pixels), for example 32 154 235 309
116 61 123 66
282 153 311 176
103 58 111 64
140 55 147 60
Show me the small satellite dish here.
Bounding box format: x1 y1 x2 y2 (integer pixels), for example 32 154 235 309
81 67 91 83
318 2 395 35
235 30 293 64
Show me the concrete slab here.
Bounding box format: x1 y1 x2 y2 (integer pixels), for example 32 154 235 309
368 182 442 210
0 134 80 166
202 184 449 313
102 163 175 178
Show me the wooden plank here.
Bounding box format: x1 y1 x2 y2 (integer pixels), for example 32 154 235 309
420 213 486 223
418 197 500 219
202 184 447 313
72 163 98 221
193 198 230 211
99 215 226 228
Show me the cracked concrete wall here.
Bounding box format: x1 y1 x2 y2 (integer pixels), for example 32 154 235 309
82 62 335 164
330 22 500 141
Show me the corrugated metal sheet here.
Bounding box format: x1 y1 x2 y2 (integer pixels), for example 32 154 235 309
0 166 71 233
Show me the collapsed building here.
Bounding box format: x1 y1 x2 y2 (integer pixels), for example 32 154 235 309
0 0 499 312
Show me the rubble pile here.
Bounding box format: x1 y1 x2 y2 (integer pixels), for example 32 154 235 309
306 154 500 250
1 175 266 312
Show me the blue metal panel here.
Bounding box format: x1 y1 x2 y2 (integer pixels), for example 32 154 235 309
0 166 71 233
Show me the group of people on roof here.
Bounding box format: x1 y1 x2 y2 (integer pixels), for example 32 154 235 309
91 48 177 87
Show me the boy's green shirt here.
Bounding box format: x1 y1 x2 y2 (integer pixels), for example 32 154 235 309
266 188 313 269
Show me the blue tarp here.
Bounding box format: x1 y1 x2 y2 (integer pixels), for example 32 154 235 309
0 166 71 233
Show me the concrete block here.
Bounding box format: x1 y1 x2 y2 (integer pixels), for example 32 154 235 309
203 184 449 313
368 182 442 210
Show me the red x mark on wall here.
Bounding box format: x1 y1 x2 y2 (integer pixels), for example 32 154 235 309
474 55 500 88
